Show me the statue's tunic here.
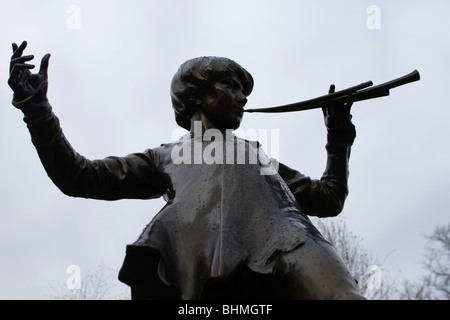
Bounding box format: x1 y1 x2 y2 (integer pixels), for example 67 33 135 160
119 133 325 299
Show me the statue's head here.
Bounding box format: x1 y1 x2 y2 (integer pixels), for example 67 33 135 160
170 56 254 131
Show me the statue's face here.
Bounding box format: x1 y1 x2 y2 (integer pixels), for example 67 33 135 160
200 76 248 131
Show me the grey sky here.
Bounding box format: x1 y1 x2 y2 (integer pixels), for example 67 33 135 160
0 0 449 299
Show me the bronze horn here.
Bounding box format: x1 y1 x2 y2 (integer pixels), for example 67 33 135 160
244 70 420 113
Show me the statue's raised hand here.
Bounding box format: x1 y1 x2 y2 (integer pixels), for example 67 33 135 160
322 84 356 145
8 41 51 107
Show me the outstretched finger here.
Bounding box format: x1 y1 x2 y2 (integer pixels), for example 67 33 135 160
12 55 34 63
11 41 27 59
10 55 34 72
39 53 51 79
10 63 35 77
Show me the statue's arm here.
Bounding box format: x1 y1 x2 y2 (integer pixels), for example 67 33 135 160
28 109 170 200
280 85 356 218
280 143 352 218
8 41 172 200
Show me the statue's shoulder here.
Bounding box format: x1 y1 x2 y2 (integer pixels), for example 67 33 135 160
147 134 189 163
154 133 189 150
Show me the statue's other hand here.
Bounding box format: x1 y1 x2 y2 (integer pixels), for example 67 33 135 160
322 84 356 145
322 84 354 130
8 41 51 106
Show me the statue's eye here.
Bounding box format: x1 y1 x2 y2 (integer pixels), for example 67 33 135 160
231 80 241 89
226 79 241 90
220 78 240 90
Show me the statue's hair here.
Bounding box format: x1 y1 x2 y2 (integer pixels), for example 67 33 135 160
170 56 254 130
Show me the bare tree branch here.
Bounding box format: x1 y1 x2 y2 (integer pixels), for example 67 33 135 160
312 216 398 300
400 221 450 300
49 262 130 300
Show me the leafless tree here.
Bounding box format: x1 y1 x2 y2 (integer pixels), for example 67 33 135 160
49 262 130 300
312 216 398 300
400 222 450 300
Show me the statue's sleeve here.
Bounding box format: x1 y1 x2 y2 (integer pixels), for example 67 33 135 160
278 142 352 218
17 97 172 201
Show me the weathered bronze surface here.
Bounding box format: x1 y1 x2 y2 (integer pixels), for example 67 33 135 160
9 41 368 300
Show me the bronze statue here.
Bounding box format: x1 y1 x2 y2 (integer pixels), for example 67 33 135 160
9 41 365 300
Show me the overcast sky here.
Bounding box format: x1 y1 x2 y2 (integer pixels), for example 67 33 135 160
0 0 449 299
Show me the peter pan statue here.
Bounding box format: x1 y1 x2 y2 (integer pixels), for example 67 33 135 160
8 41 364 300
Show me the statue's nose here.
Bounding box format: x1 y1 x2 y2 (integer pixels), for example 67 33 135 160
238 97 248 107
